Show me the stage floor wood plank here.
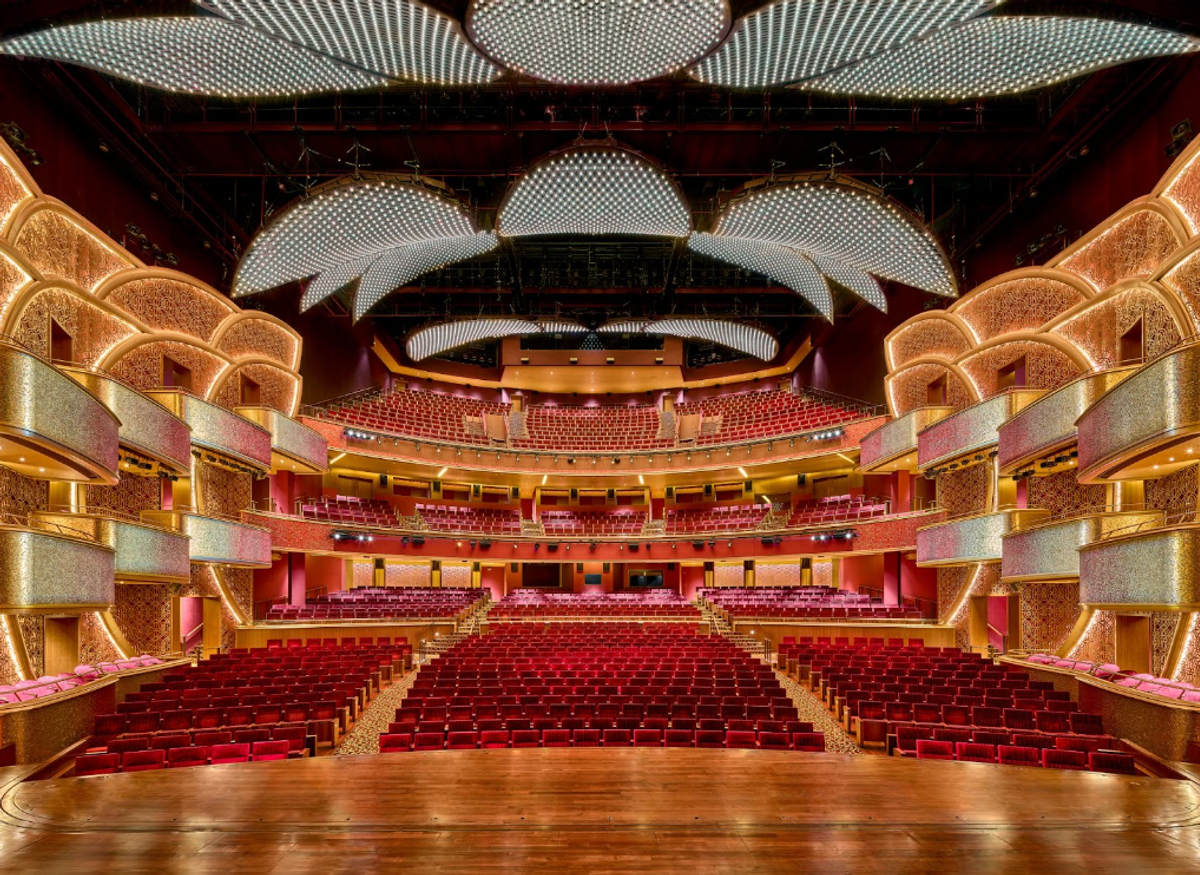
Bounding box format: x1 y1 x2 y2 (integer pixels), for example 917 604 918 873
1 749 1198 874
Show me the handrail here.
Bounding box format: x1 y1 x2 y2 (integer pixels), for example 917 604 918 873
1098 508 1200 542
1014 502 1157 532
37 503 184 533
0 509 97 542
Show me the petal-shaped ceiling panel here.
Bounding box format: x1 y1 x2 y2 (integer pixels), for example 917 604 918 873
0 18 388 97
712 180 956 296
807 15 1200 99
809 253 887 312
497 145 692 238
200 0 501 85
651 318 779 360
692 0 997 89
299 255 377 312
352 233 499 320
406 318 585 360
687 232 833 317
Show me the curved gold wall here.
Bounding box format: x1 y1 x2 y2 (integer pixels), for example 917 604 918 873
1079 523 1200 606
0 526 114 609
917 391 1044 471
1001 511 1162 582
917 509 1049 567
235 405 328 474
860 406 952 473
147 389 272 470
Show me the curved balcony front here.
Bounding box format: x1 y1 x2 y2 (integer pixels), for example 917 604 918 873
917 508 1050 567
1001 511 1163 583
1078 521 1200 607
1076 340 1200 482
917 391 1044 472
235 406 328 474
0 338 119 483
998 368 1136 475
860 407 953 473
0 521 114 610
32 510 191 584
141 510 271 568
146 389 272 472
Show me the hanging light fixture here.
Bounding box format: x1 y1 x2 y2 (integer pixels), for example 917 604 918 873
406 319 587 360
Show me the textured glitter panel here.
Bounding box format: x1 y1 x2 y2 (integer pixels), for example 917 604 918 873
111 584 172 657
13 207 134 292
918 510 1048 567
177 512 271 567
1162 150 1200 235
1056 208 1182 291
1152 611 1181 676
441 564 472 588
147 390 273 470
954 275 1087 341
1079 527 1200 606
108 339 227 396
1053 286 1182 368
1001 512 1159 582
11 286 137 366
853 512 939 552
197 463 252 519
240 511 335 551
754 563 802 587
0 467 48 515
958 341 1082 400
937 463 991 518
860 407 952 472
79 611 121 665
104 275 233 341
235 407 328 471
887 362 973 416
918 391 1043 470
35 511 191 583
997 369 1135 473
352 561 374 588
0 248 33 327
1076 343 1200 478
1162 246 1200 331
886 317 972 369
214 315 299 369
384 563 432 587
0 528 114 608
1075 680 1200 763
1018 581 1082 653
1027 470 1109 518
1145 463 1200 514
210 361 299 415
16 614 43 677
0 680 119 765
1071 609 1116 662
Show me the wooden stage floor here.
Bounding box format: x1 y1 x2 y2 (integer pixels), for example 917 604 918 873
1 749 1199 874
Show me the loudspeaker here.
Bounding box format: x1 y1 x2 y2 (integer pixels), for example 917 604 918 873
472 483 481 497
379 474 389 487
511 486 519 499
667 562 675 571
412 536 425 546
472 562 480 572
692 541 705 549
576 563 583 572
744 480 753 492
666 487 674 498
801 558 812 570
603 563 610 573
479 541 491 549
432 481 442 495
510 562 518 572
374 558 384 570
797 473 807 487
570 488 579 501
761 537 775 546
548 543 559 552
627 543 639 551
607 488 615 500
704 483 713 495
431 559 440 571
744 560 754 571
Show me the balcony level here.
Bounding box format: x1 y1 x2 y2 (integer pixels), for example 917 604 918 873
0 518 114 610
32 510 191 584
235 406 328 474
1000 510 1163 583
917 391 1045 473
917 508 1050 567
147 390 272 472
860 407 953 474
142 510 271 568
1078 520 1200 607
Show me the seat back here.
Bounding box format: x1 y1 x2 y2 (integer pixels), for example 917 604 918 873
210 742 250 763
1088 751 1137 774
1042 749 1088 770
75 753 120 776
251 740 290 761
915 740 955 760
955 742 995 763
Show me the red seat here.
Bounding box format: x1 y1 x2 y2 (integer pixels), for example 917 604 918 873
121 749 165 772
955 742 996 764
997 745 1041 767
758 731 791 750
447 731 478 750
413 732 445 751
602 729 631 747
664 729 694 748
542 729 571 747
725 730 757 750
572 729 600 747
792 732 825 752
75 753 120 776
251 741 290 762
166 746 209 768
480 730 510 749
380 733 413 753
210 743 250 764
1088 751 1137 775
915 740 955 761
511 729 541 748
1042 749 1088 770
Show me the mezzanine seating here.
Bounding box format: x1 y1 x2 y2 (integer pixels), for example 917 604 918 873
1024 654 1200 703
416 503 523 535
787 494 891 527
324 389 509 445
664 504 769 535
700 587 923 621
489 591 701 620
264 587 486 622
299 495 398 526
512 405 671 451
675 389 860 445
538 509 647 537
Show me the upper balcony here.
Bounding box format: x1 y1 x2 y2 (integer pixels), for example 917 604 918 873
235 405 328 474
0 514 115 610
141 509 271 568
146 389 272 472
997 368 1137 476
860 407 953 473
1000 509 1163 583
917 508 1050 567
62 366 192 475
0 337 119 483
32 509 191 584
1078 515 1200 607
917 390 1045 473
1076 339 1200 482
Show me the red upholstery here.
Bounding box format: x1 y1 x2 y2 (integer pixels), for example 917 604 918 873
915 740 955 761
1042 749 1088 770
210 743 250 764
251 740 290 762
792 732 825 752
1088 752 1137 775
75 753 120 776
166 746 209 768
121 749 165 772
997 745 1041 767
955 742 996 764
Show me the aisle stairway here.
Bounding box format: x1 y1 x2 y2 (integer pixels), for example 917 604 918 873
418 595 494 662
697 599 767 658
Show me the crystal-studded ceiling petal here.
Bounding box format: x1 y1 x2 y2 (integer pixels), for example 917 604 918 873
650 318 779 360
808 254 886 312
807 16 1200 99
199 0 501 85
712 179 956 297
233 177 485 297
352 234 499 321
466 0 731 85
0 18 388 97
407 318 585 360
692 0 998 89
497 146 692 238
687 233 834 318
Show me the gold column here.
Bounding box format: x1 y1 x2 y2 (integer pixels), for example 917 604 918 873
743 560 755 588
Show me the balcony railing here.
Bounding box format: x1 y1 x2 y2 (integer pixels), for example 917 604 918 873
918 389 1045 472
146 389 273 471
235 405 329 473
1000 507 1163 583
1078 511 1200 607
860 406 953 472
0 513 115 609
917 507 1050 567
141 508 271 568
32 507 192 584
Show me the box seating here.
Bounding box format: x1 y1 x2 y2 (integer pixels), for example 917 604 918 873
299 495 398 526
0 656 162 706
1024 653 1200 704
265 587 485 622
664 505 769 535
787 494 891 527
700 587 923 621
489 591 701 620
676 389 860 445
539 509 647 537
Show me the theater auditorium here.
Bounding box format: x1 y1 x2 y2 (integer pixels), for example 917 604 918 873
1 1 1200 871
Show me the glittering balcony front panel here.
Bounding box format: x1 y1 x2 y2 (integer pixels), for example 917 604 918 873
147 389 272 470
34 511 191 584
1079 523 1200 606
0 526 114 609
142 510 271 568
235 406 328 473
917 509 1049 567
1001 512 1162 582
860 406 953 472
918 391 1044 471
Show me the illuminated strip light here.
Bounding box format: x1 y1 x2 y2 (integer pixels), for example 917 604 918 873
808 16 1200 99
1068 609 1100 660
596 321 650 334
351 233 498 321
0 18 388 97
809 254 886 313
537 321 590 334
497 147 692 238
407 319 541 360
687 232 834 318
944 563 983 626
650 318 779 361
1 615 27 681
96 612 132 660
692 0 996 89
467 0 731 85
201 0 500 85
713 180 956 297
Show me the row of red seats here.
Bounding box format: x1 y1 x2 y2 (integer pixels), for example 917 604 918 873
391 716 811 736
894 724 1116 756
664 504 769 534
914 740 1136 774
512 406 671 451
76 741 292 775
539 509 648 536
380 728 827 751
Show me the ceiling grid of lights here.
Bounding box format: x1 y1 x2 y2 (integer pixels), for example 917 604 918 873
598 319 778 360
351 233 499 320
407 319 586 360
687 232 834 317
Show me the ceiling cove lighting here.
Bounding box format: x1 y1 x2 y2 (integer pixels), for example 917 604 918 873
406 319 586 360
599 319 778 361
687 232 834 317
496 145 692 238
466 0 731 85
0 17 389 97
711 177 956 297
200 0 500 85
692 0 997 89
807 16 1200 99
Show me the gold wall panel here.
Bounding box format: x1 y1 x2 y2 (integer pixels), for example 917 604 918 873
147 389 272 471
1076 340 1200 481
0 526 114 609
235 405 328 473
141 510 271 568
916 509 1049 567
33 511 190 584
64 366 191 474
859 406 953 473
0 340 120 482
1079 523 1200 607
917 390 1044 471
1001 511 1162 583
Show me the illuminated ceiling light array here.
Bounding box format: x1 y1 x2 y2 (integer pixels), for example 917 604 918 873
351 233 499 320
203 0 500 85
497 147 692 238
808 253 886 312
692 0 996 89
406 319 586 360
808 16 1200 99
598 319 777 360
713 181 956 296
687 233 834 317
0 18 388 97
467 0 730 85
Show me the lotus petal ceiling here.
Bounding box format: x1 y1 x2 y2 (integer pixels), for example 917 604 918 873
351 234 499 321
599 318 778 360
406 319 584 360
687 233 834 318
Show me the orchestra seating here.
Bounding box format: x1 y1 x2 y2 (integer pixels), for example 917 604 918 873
264 587 486 622
416 503 523 535
539 509 647 537
700 587 923 621
299 496 398 526
74 641 410 776
382 623 821 751
1024 654 1200 703
489 591 701 619
664 504 770 535
0 656 163 705
513 405 672 450
675 389 860 444
324 388 509 445
787 494 891 527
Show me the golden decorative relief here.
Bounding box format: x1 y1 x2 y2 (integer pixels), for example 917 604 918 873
211 361 300 416
1070 609 1116 663
0 467 49 516
111 584 172 657
16 614 43 677
79 611 121 666
12 286 137 365
1162 149 1200 235
887 318 972 369
1161 247 1200 332
1019 581 1082 653
958 340 1082 400
954 276 1087 341
214 316 299 369
1056 208 1181 292
1145 463 1200 514
104 276 233 341
0 248 33 327
1052 286 1182 368
1027 470 1108 517
937 464 991 518
108 339 228 396
887 363 973 417
197 463 252 519
1175 615 1200 685
0 150 35 230
1152 611 1181 676
13 208 133 292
